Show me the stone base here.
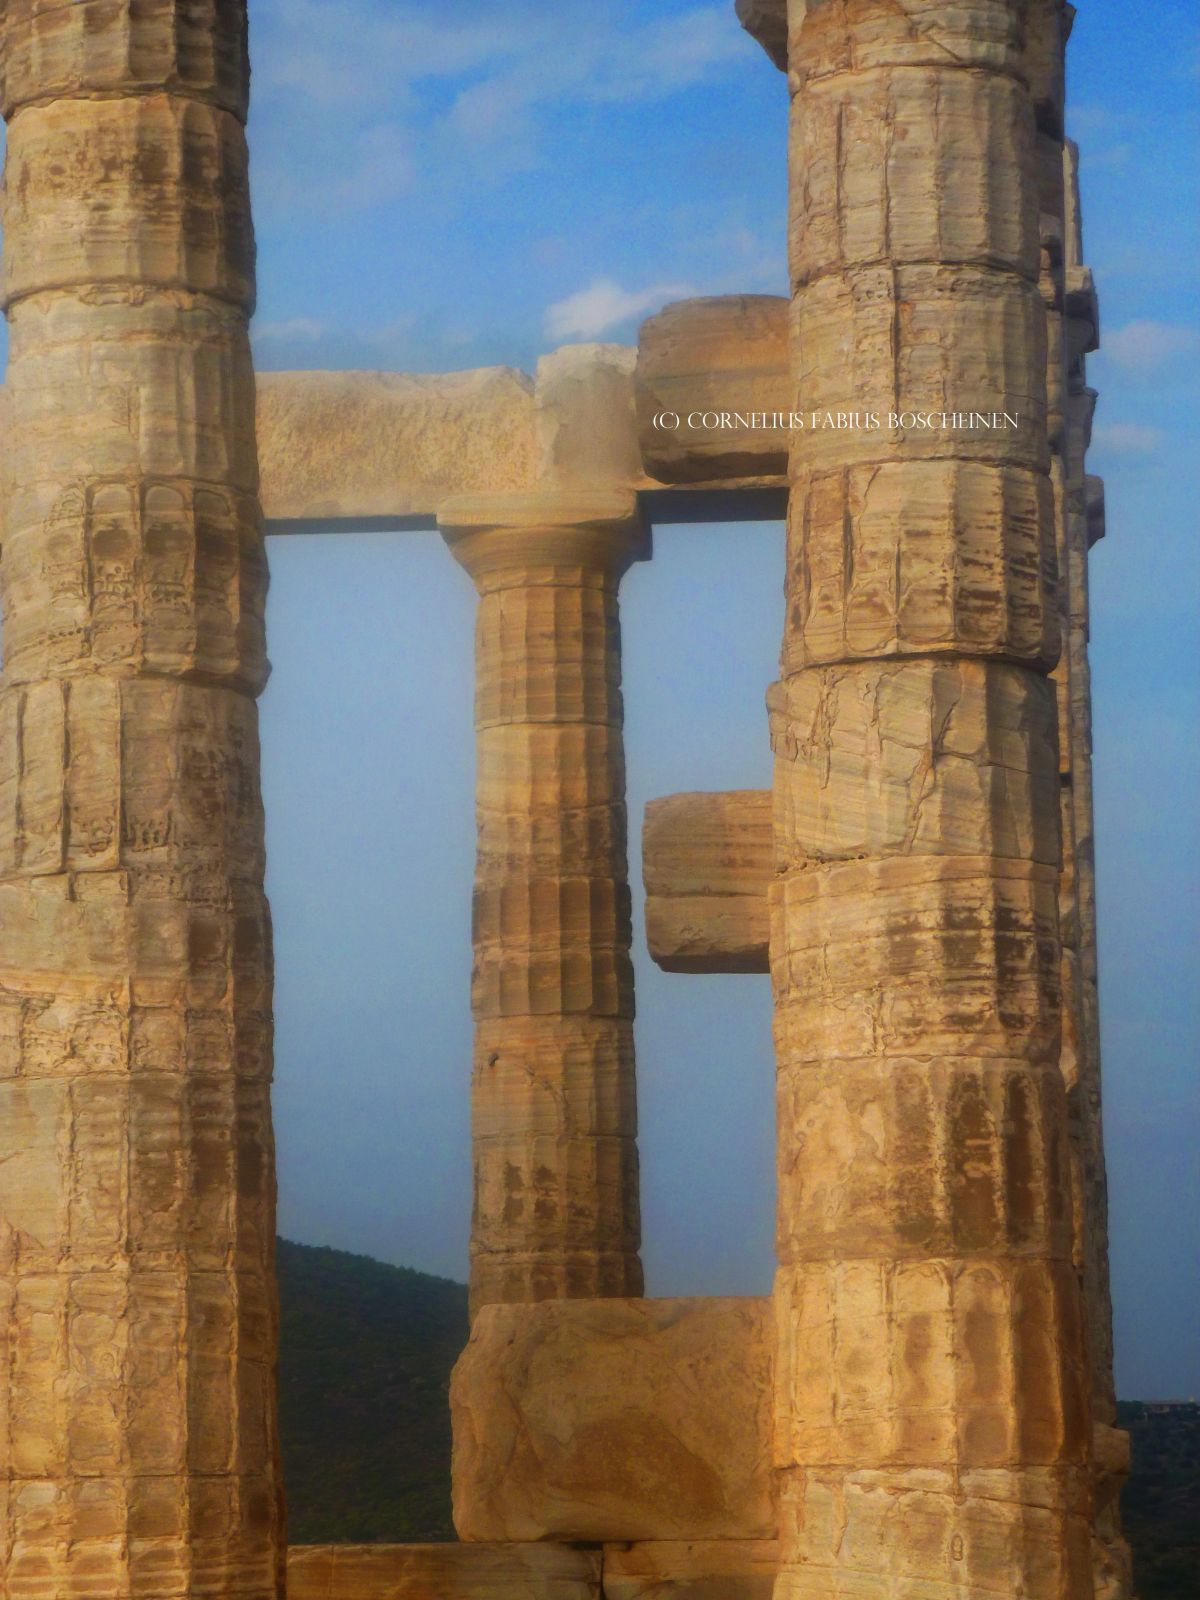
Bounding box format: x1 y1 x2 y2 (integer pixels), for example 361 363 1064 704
603 1542 780 1598
287 1543 780 1599
287 1543 601 1599
451 1298 776 1542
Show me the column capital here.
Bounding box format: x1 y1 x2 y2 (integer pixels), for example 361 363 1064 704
440 489 648 587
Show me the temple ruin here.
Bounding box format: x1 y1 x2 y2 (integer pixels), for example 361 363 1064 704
0 1 1132 1596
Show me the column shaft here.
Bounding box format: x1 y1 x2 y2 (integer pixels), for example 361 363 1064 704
0 4 282 1596
442 496 645 1317
773 5 1092 1595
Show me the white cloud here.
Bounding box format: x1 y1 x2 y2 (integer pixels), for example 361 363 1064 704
1091 422 1165 458
1103 320 1200 376
250 0 752 214
545 277 694 341
252 317 325 344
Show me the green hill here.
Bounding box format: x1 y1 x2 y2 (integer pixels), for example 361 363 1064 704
277 1238 468 1544
1117 1400 1200 1600
276 1239 1198 1593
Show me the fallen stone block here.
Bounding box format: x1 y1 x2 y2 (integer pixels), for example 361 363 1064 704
451 1297 776 1543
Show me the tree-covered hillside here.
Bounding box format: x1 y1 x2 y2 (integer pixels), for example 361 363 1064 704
276 1239 1197 1596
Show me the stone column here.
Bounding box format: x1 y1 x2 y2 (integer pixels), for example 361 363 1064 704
0 5 282 1596
1061 139 1132 1599
440 492 646 1316
771 4 1091 1594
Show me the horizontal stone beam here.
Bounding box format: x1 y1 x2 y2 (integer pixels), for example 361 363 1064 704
602 1542 780 1599
255 367 539 527
636 297 791 487
451 1297 776 1543
288 1544 601 1599
644 791 772 974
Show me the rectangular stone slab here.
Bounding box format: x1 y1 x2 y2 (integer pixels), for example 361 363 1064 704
636 297 790 485
287 1543 602 1598
451 1297 776 1543
255 367 539 525
643 791 772 974
602 1541 780 1598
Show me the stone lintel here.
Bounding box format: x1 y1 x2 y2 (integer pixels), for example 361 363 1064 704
451 1297 776 1543
255 367 539 524
644 791 772 974
602 1541 781 1599
287 1543 602 1599
734 1 788 72
636 297 791 486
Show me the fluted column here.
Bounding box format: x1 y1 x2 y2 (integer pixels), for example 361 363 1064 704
771 4 1092 1595
440 492 646 1317
0 4 282 1596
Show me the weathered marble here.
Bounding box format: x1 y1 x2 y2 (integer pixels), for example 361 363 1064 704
770 6 1094 1597
451 1299 776 1543
602 1541 780 1600
287 1543 602 1600
441 492 647 1315
643 791 772 973
0 2 282 1596
636 296 790 484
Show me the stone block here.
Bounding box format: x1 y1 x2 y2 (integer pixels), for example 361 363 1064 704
3 96 254 308
790 69 1038 285
643 791 772 974
287 1542 602 1599
636 297 790 485
536 345 642 491
790 265 1047 474
451 1298 776 1543
770 661 1061 867
256 368 538 525
783 462 1058 670
602 1541 780 1599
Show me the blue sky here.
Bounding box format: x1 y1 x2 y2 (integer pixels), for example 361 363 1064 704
3 1 1196 1399
247 0 1200 1400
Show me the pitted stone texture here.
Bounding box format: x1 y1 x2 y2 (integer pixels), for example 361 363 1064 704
0 678 265 880
603 1541 781 1600
776 1058 1074 1262
445 499 645 1313
770 859 1061 1068
4 96 254 308
643 790 772 974
5 291 259 494
451 1298 776 1543
1 476 268 692
774 1258 1088 1470
769 661 1061 866
256 368 538 524
791 266 1048 474
787 0 1027 83
536 344 642 492
637 296 790 484
1 0 250 119
287 1543 603 1600
0 4 281 1589
774 1465 1093 1599
785 462 1057 669
790 68 1038 287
